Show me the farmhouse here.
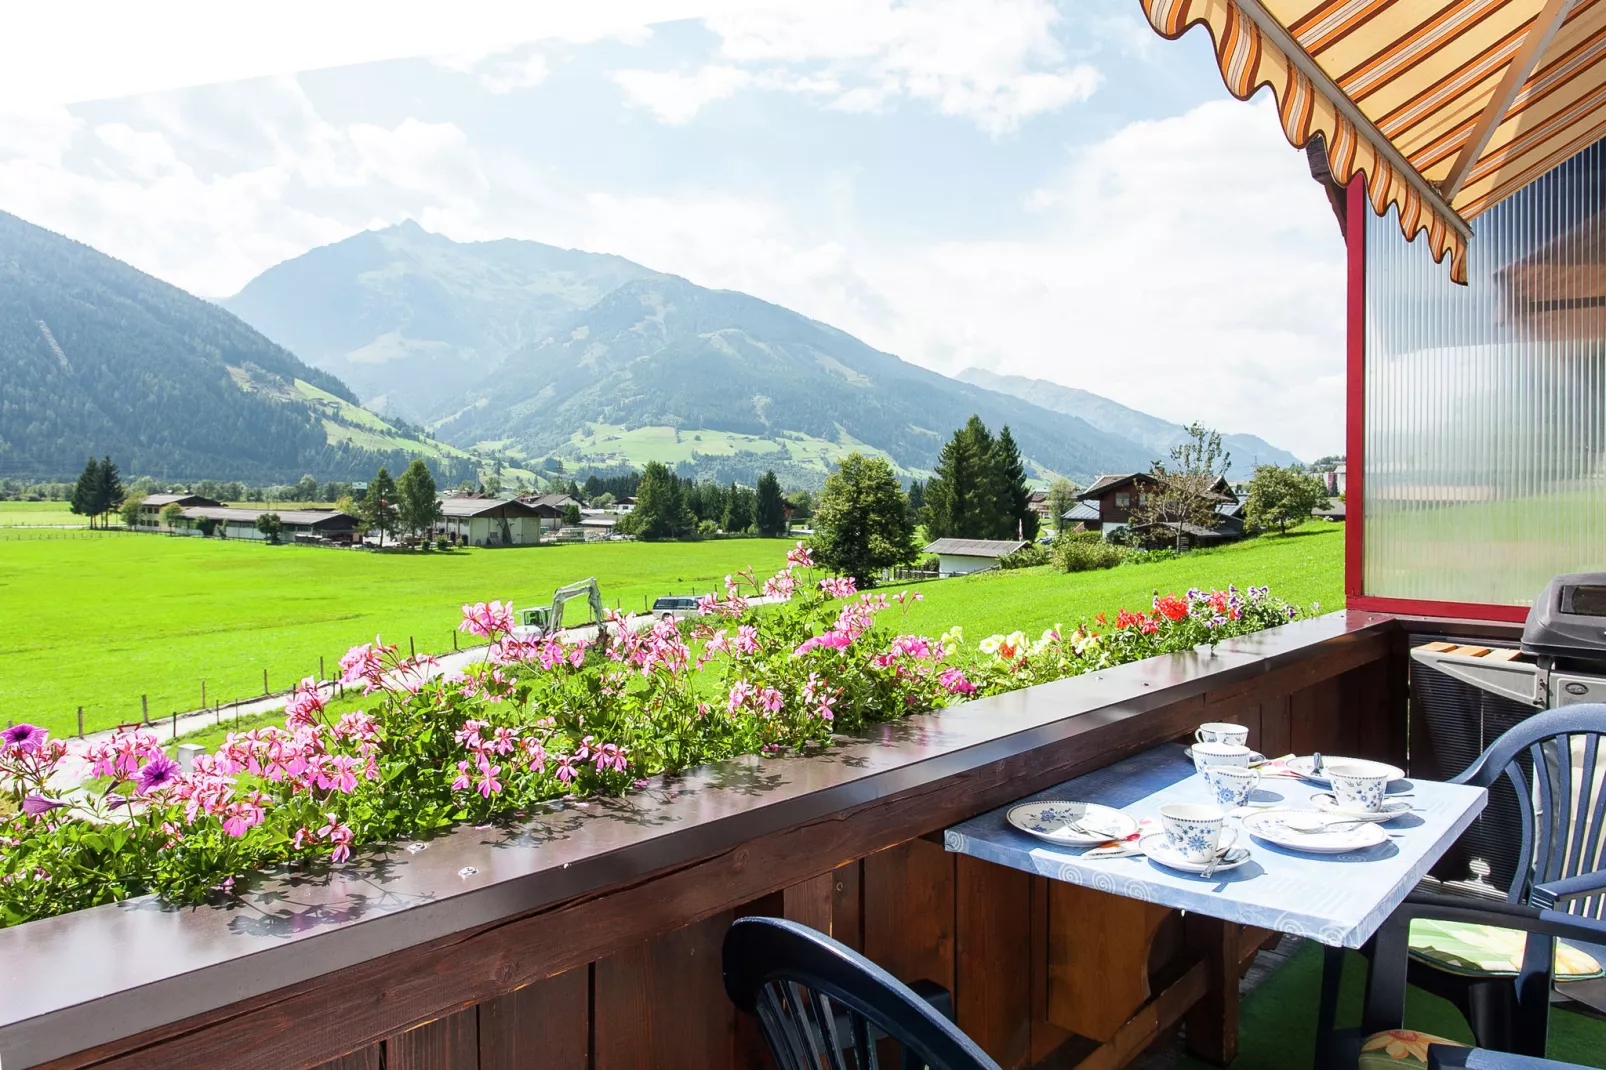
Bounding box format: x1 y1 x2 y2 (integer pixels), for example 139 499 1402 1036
176 506 358 542
922 537 1028 577
1068 473 1237 536
436 496 546 547
132 492 221 528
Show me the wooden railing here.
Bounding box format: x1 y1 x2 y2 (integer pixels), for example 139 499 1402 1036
0 611 1511 1070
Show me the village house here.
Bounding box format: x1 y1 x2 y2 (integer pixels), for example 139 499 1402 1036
436 496 550 547
175 506 359 542
922 537 1028 577
132 492 221 528
1066 472 1238 539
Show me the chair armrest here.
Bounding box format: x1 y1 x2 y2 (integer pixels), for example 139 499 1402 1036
1428 1043 1590 1069
1400 889 1605 947
1532 870 1606 910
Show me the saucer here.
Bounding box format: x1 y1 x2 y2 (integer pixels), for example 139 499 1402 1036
1310 793 1413 823
1184 746 1267 764
1138 832 1251 874
1242 809 1389 853
1285 755 1405 787
1007 801 1139 846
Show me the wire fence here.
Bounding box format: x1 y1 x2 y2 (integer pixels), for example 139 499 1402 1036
0 526 133 540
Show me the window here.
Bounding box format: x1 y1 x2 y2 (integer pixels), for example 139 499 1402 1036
1115 492 1130 507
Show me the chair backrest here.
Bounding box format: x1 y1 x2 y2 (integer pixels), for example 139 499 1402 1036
1452 703 1606 913
722 916 1001 1070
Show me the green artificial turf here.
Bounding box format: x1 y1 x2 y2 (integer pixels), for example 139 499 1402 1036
1176 941 1606 1069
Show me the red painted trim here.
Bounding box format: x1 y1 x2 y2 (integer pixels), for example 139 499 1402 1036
1347 595 1530 624
1344 179 1367 601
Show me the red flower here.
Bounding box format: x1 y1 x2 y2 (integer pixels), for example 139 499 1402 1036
1155 595 1189 621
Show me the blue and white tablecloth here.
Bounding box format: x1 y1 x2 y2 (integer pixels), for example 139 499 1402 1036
944 744 1487 948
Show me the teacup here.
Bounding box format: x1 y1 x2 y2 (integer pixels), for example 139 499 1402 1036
1326 760 1393 813
1192 741 1253 774
1205 766 1261 809
1195 722 1250 747
1159 803 1237 864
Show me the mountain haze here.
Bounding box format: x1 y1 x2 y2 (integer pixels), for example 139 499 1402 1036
222 221 654 420
0 210 478 483
958 368 1302 476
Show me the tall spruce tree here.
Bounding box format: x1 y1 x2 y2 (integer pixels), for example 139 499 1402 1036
627 461 695 539
69 457 99 527
991 426 1038 540
722 482 755 534
754 470 787 537
362 466 400 546
925 415 1012 539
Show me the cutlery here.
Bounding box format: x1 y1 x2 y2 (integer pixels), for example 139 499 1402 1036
1202 844 1232 878
1281 815 1369 834
1312 752 1323 776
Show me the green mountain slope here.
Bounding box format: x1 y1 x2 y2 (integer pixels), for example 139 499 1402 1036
434 274 1158 486
0 210 478 483
221 221 654 419
957 367 1304 475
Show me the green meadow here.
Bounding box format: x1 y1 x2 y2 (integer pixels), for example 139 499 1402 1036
1 523 1344 739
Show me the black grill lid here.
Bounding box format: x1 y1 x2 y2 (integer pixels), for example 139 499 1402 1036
1521 572 1606 659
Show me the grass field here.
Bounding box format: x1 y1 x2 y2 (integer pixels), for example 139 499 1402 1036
0 501 93 527
896 523 1345 640
2 536 793 736
2 523 1344 740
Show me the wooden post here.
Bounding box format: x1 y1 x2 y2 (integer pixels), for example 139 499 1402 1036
77 706 84 738
453 631 458 651
142 694 149 725
410 636 416 659
319 656 325 681
172 711 178 739
1184 914 1240 1065
201 679 206 707
263 669 269 695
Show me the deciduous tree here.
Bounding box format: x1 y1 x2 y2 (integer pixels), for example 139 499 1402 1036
395 459 442 541
255 513 284 544
812 453 918 585
1129 423 1232 550
1244 464 1328 534
1047 477 1079 533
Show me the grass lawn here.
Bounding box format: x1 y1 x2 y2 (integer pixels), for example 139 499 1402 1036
894 522 1344 640
2 536 793 737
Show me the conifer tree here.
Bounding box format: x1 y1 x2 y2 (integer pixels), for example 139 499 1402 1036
755 470 787 537
362 466 400 546
991 426 1038 541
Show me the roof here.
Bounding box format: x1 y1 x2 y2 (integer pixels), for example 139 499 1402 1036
438 496 545 519
579 514 619 527
141 493 219 508
923 538 1029 558
1216 501 1244 518
1129 521 1225 539
1061 501 1101 522
525 492 579 510
1138 0 1606 283
1077 473 1152 500
180 507 356 526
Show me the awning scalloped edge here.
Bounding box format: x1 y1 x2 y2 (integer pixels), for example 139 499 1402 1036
1139 0 1470 283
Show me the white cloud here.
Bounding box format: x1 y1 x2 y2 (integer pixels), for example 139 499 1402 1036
702 0 1101 135
610 65 752 124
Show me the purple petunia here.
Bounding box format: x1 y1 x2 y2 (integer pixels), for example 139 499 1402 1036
2 723 47 752
136 753 182 794
22 793 68 817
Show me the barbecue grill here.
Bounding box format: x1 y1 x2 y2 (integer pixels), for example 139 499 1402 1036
1410 573 1606 708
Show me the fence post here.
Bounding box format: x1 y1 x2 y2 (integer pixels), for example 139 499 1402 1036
453 631 458 651
172 711 177 739
77 706 84 738
410 636 416 659
319 655 325 681
263 669 269 695
201 678 206 707
142 694 149 725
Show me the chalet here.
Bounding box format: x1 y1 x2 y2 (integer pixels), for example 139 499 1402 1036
922 538 1028 577
1068 473 1236 537
133 493 221 528
176 506 358 542
1026 489 1053 520
436 496 548 547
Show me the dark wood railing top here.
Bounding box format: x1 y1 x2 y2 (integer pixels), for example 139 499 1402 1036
0 611 1399 1067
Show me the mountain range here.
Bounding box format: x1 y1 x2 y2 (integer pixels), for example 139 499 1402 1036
0 210 478 483
1 211 1300 487
222 223 1300 485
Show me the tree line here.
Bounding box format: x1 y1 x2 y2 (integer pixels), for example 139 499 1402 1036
615 465 790 539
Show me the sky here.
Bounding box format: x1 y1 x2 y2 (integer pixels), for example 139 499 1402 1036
0 0 1347 459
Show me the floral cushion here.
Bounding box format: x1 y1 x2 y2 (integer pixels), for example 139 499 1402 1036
1408 918 1605 980
1359 1030 1464 1067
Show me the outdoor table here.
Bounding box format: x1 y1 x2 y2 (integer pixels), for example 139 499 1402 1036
943 743 1488 1066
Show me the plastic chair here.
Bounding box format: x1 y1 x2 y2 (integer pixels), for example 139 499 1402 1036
1428 1044 1593 1068
1318 704 1606 1064
722 916 1001 1070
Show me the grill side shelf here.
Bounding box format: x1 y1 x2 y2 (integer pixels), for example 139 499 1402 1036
1410 645 1542 707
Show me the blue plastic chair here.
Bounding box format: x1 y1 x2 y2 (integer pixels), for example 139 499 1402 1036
1319 704 1606 1063
723 916 1000 1070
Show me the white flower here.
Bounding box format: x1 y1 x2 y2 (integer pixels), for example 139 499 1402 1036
978 634 1004 655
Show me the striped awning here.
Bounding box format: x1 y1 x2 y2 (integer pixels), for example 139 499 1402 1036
1140 0 1606 282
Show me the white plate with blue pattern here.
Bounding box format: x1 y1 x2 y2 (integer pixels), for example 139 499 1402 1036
1006 801 1138 846
1242 809 1390 853
1310 793 1414 823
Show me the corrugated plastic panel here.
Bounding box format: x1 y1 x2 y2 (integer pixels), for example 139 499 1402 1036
1364 141 1606 606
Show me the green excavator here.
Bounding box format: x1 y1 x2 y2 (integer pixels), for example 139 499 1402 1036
520 578 606 636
